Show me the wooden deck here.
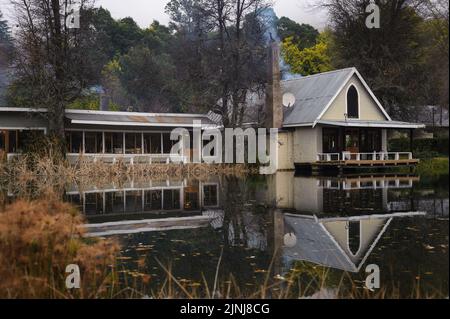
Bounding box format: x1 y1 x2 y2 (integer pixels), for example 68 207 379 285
315 158 420 167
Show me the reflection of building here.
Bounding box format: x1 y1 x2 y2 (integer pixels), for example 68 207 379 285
266 172 426 273
63 179 223 237
280 211 424 272
264 172 420 214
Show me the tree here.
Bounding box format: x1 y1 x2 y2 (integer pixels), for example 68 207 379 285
119 45 177 112
166 0 270 127
8 0 96 146
281 32 333 76
277 16 319 50
321 0 439 119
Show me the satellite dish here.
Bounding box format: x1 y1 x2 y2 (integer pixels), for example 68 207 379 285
282 92 296 107
284 233 297 248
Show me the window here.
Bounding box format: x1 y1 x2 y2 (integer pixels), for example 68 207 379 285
203 184 218 207
162 133 174 154
144 133 162 154
163 189 181 210
322 128 340 153
125 191 142 213
346 85 359 119
0 131 5 151
348 221 361 256
85 132 103 154
105 192 125 214
125 133 142 154
105 132 124 154
66 131 83 153
144 190 162 211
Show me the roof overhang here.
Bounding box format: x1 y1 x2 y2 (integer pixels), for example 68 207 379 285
0 107 221 129
316 120 425 129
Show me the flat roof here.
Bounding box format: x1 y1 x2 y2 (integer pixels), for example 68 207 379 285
0 107 220 129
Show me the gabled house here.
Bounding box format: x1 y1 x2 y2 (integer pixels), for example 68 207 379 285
268 69 425 170
260 41 425 170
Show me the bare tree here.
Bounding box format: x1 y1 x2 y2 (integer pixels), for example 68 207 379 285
167 0 271 127
10 0 94 145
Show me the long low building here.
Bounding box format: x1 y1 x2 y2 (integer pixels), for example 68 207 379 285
0 107 220 163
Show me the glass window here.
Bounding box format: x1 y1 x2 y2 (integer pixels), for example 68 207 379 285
125 191 142 213
85 193 104 215
143 133 162 154
184 182 199 210
85 132 103 154
203 184 218 207
125 133 142 154
347 85 359 119
163 189 180 210
162 133 174 154
67 131 83 153
105 192 125 214
105 132 124 154
0 131 6 152
8 131 17 153
144 190 162 211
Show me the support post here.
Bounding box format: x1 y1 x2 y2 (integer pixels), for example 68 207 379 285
409 129 414 156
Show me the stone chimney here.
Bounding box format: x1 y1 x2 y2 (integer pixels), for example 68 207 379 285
265 41 283 129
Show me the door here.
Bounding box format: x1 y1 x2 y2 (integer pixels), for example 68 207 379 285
345 129 360 156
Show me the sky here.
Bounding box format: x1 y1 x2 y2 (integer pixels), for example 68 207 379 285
96 0 328 29
0 0 328 30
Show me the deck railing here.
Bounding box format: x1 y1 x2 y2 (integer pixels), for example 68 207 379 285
67 153 187 165
317 152 413 162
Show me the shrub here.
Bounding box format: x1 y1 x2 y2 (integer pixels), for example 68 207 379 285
0 195 119 298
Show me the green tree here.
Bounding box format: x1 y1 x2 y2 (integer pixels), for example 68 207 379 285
281 33 333 76
277 17 319 49
119 45 177 112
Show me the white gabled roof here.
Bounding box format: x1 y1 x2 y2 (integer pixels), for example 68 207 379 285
282 67 393 128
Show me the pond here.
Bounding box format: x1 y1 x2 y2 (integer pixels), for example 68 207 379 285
4 171 449 298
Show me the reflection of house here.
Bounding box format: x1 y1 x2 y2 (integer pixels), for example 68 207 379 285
280 212 425 272
62 179 224 236
66 179 220 219
263 172 419 215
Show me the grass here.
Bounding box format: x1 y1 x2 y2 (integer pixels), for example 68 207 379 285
416 157 449 176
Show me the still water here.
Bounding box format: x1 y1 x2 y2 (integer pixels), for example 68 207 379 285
63 172 449 298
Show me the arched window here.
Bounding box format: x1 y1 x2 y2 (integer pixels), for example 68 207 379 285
348 221 361 256
347 85 359 119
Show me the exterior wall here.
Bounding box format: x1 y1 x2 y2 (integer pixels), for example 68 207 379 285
276 130 295 170
293 126 322 163
293 177 323 213
263 171 295 209
323 219 387 263
381 129 388 152
322 74 387 121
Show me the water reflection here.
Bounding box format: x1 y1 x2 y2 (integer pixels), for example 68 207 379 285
4 171 447 296
279 211 424 273
63 178 224 236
